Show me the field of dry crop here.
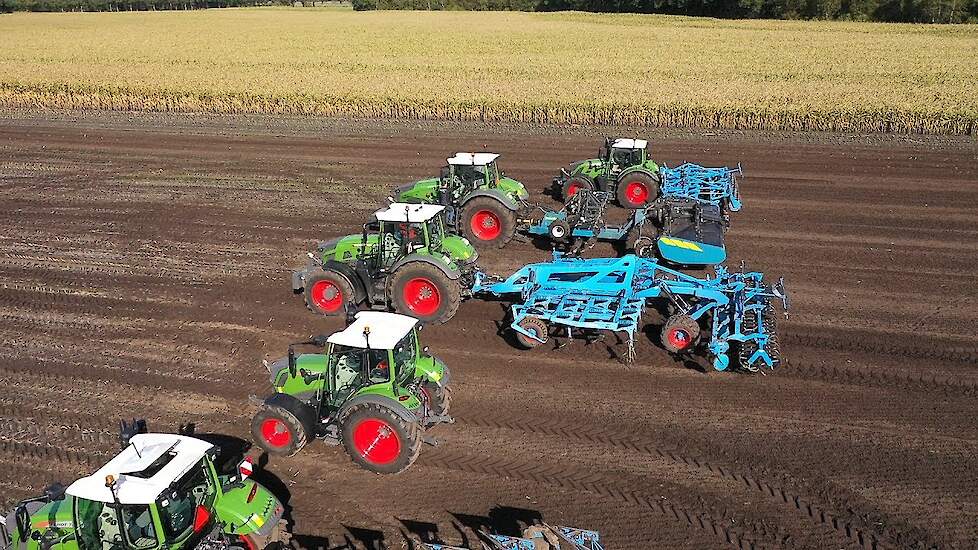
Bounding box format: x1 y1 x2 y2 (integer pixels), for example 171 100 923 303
1 8 977 133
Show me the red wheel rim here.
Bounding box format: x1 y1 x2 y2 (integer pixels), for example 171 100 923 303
470 210 502 241
310 280 343 312
260 418 291 448
667 327 692 350
352 418 401 465
567 182 582 197
624 181 650 205
403 277 441 316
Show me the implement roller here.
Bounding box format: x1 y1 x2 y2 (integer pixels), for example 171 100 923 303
419 523 603 550
472 253 789 372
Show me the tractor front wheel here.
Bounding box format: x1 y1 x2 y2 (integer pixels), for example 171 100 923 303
461 197 516 248
422 380 452 418
341 403 422 474
562 175 593 201
304 269 355 316
616 172 660 209
389 263 461 324
661 314 700 353
251 403 308 457
514 316 550 349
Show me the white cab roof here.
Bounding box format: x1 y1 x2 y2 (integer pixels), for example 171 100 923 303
328 311 418 350
447 152 499 166
375 203 445 223
611 138 647 150
66 433 213 505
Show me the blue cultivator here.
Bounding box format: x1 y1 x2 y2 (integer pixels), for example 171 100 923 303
473 253 788 372
523 163 742 267
418 524 603 550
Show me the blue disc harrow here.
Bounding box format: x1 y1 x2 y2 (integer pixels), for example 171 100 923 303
418 524 603 550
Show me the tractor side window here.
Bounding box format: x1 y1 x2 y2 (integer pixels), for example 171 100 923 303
156 459 213 543
331 346 365 401
425 218 443 249
400 223 425 249
379 223 404 266
487 161 500 184
119 506 157 550
612 149 630 167
367 349 391 384
394 333 417 386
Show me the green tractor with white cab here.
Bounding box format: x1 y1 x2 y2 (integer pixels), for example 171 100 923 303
0 424 289 550
394 153 530 249
554 138 661 209
292 202 477 324
251 311 452 475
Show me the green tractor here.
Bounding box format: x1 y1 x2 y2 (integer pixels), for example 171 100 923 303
292 202 477 325
251 311 452 475
393 153 530 249
553 138 661 209
0 424 289 550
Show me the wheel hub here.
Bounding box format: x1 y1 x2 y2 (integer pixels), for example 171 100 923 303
260 419 291 448
352 418 401 465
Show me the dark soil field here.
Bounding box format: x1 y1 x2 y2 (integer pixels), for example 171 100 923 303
1 110 976 550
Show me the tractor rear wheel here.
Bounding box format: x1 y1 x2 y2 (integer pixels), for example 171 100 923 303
514 316 549 349
251 403 308 457
389 262 461 324
461 197 516 248
616 172 660 209
304 269 355 316
562 175 593 201
341 403 422 474
660 314 700 353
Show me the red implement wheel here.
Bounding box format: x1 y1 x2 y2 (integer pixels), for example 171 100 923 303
616 172 659 209
341 402 422 474
562 175 593 201
304 269 355 316
514 316 549 349
461 196 516 248
660 314 700 354
251 403 308 457
390 262 461 324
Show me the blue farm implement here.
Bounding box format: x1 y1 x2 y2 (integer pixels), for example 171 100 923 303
418 524 603 550
524 163 742 267
472 253 788 372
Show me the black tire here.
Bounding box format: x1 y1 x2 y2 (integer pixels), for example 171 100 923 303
561 175 594 201
251 403 308 457
616 172 660 209
548 219 572 242
514 316 549 349
460 196 516 248
304 268 356 316
341 402 422 474
422 381 452 417
389 262 461 324
660 314 700 353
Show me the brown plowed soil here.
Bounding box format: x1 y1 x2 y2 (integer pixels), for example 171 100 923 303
1 110 976 550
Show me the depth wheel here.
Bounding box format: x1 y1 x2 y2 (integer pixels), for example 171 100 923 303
660 314 700 353
341 403 422 474
251 403 308 457
514 316 549 349
389 262 461 324
461 197 516 248
548 219 572 242
304 269 355 316
616 172 659 208
562 175 593 201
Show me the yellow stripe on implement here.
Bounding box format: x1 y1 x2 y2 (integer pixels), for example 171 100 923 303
659 237 703 252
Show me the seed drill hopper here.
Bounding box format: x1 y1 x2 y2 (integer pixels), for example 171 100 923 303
473 253 788 372
418 523 603 550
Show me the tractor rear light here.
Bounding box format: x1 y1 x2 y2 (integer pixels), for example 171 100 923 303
238 458 253 480
398 395 410 402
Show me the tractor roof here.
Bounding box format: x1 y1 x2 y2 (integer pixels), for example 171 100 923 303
329 311 419 350
611 138 647 150
65 433 213 505
375 203 445 223
447 152 499 166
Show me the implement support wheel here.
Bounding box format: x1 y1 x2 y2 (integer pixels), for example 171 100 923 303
514 316 550 349
341 402 422 474
661 314 700 353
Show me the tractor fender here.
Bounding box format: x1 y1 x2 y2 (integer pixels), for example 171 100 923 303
321 260 368 303
616 166 660 184
263 393 318 437
338 394 418 424
391 256 461 280
460 189 519 211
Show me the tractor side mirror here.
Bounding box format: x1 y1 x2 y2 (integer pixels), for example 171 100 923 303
422 346 430 355
310 334 329 347
237 458 253 481
43 483 66 502
287 345 296 377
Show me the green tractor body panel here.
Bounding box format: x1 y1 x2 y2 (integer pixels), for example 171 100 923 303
215 479 282 536
273 353 328 394
396 177 440 203
412 355 447 385
438 235 477 265
319 233 379 264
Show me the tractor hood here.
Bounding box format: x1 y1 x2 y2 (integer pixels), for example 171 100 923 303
25 498 75 542
496 176 529 201
319 233 378 263
440 235 478 265
218 480 284 538
394 178 439 203
413 355 448 387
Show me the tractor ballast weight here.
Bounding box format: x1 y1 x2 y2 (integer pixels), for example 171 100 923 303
251 311 453 474
418 523 603 550
472 253 789 372
394 153 531 248
292 202 477 324
553 138 661 209
0 423 289 550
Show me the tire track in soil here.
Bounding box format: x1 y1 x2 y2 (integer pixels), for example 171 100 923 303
451 412 885 550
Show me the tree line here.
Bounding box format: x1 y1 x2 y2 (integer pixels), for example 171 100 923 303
351 0 978 22
0 0 288 12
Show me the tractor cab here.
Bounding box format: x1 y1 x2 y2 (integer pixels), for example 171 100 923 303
441 152 502 197
371 203 449 267
602 138 648 178
0 433 287 550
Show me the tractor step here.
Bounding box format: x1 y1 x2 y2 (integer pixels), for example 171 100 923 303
422 435 440 447
425 414 455 426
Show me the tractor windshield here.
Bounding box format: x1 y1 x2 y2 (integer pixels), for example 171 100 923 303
393 331 418 386
74 499 156 550
156 458 215 543
486 161 500 185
